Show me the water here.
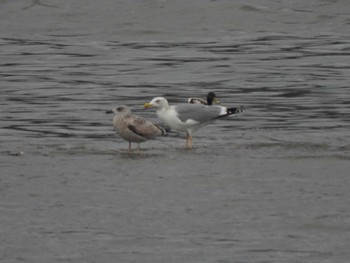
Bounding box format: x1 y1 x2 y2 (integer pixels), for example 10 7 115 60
1 1 350 262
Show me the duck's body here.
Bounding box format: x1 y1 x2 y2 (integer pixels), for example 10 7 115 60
188 91 219 105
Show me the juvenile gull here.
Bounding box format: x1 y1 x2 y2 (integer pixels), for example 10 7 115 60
107 106 166 152
144 97 242 149
188 91 219 105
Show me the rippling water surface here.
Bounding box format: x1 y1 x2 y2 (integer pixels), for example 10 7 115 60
1 1 350 262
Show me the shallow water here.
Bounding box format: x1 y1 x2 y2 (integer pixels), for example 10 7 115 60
1 1 350 262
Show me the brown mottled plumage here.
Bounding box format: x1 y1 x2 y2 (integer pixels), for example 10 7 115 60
107 106 166 152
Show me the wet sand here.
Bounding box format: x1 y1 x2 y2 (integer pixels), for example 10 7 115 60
2 129 350 262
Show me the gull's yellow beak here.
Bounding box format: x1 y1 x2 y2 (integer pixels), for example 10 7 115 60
144 103 153 108
213 97 220 105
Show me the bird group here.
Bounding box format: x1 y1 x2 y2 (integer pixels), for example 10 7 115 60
107 92 243 152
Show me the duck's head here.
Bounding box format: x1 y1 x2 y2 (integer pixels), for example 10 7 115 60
207 92 220 105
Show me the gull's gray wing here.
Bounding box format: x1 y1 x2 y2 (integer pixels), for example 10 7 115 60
172 104 225 123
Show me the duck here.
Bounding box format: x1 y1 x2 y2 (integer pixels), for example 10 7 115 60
187 91 219 105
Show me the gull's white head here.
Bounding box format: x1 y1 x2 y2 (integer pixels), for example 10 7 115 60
144 97 169 110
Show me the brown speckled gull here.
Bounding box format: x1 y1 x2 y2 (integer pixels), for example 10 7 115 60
107 105 166 152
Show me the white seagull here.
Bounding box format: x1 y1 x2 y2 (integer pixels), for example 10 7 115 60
144 97 242 149
107 106 166 152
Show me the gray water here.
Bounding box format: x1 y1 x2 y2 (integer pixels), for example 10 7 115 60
1 1 350 262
